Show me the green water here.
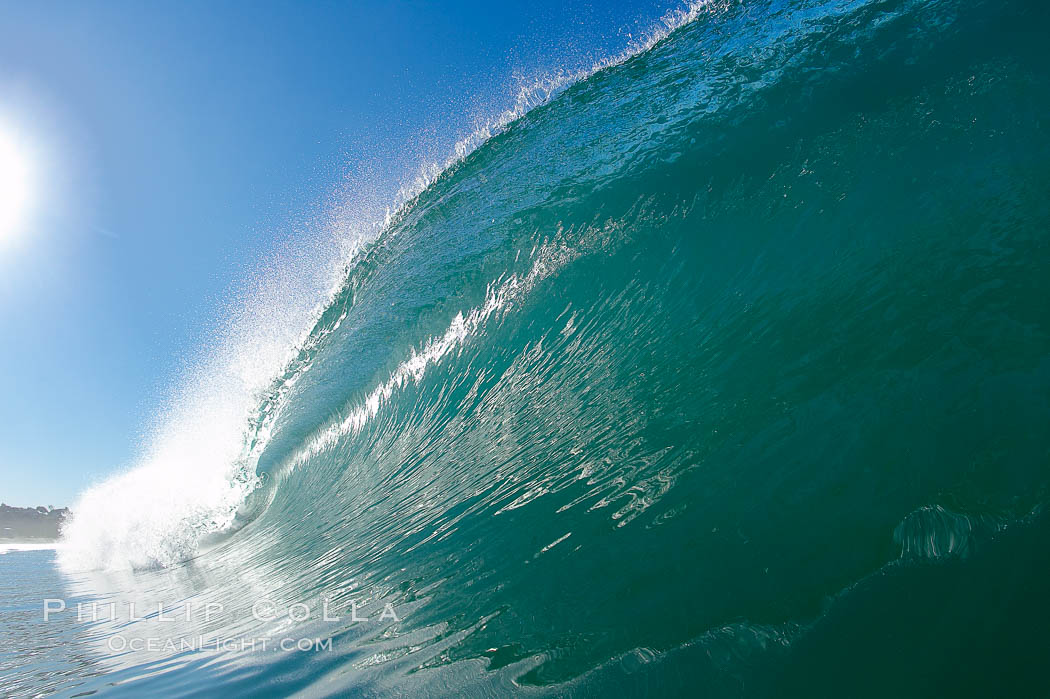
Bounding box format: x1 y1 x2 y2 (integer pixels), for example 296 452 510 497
8 0 1050 695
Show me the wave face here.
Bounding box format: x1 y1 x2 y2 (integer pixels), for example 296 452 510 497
53 0 1050 694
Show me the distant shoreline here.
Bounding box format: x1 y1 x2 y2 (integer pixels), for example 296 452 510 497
0 504 70 541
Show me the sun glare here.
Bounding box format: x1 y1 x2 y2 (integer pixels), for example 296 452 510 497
0 125 33 245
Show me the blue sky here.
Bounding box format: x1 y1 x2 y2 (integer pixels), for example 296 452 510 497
0 0 669 507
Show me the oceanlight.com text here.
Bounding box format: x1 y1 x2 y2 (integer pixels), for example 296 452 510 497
105 635 334 653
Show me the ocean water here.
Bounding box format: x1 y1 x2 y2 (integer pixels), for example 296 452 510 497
4 0 1050 695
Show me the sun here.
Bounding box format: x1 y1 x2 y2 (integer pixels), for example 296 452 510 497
0 125 33 245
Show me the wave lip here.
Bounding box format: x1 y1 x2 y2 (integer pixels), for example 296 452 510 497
57 1 714 572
